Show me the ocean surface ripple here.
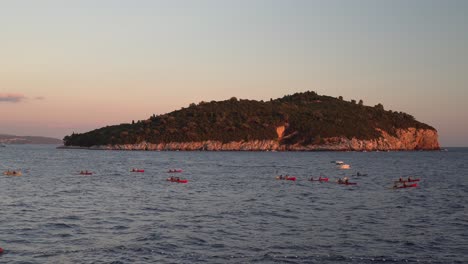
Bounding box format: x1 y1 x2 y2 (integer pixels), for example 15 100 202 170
1 145 467 263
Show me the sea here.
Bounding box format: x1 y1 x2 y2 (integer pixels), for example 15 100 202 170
0 145 467 263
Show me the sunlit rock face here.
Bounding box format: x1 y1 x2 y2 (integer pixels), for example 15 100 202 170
90 127 439 151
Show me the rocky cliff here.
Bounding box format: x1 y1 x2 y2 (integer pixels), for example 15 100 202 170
75 127 438 151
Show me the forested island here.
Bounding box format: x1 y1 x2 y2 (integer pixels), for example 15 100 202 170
62 91 439 151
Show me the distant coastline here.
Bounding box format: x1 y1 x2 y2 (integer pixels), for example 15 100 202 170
0 134 62 145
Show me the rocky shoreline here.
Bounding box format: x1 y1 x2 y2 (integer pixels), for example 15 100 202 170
59 128 440 151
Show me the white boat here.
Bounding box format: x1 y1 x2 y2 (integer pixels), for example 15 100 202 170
339 164 351 169
334 161 344 165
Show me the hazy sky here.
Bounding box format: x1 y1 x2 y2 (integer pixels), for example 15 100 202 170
1 0 467 146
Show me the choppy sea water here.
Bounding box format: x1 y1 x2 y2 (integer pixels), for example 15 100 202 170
0 145 467 263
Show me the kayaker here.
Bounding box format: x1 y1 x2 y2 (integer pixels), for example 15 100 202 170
403 182 407 188
407 176 412 181
337 178 343 184
357 172 361 176
343 177 349 184
399 177 403 182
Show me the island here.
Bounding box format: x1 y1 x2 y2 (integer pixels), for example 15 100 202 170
62 91 439 151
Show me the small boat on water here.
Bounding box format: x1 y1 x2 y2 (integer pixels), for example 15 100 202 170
276 175 296 181
309 177 329 182
339 164 350 169
395 178 420 183
3 171 21 176
166 177 188 183
336 177 355 185
167 169 183 173
394 183 418 189
355 172 368 176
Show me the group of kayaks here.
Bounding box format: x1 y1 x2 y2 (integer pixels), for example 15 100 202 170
275 160 421 189
78 168 189 183
276 175 357 185
277 174 421 189
4 162 420 190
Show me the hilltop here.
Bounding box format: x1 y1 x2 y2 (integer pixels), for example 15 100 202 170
0 134 62 144
62 91 439 151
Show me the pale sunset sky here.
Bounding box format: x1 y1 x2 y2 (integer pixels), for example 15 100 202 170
0 0 467 146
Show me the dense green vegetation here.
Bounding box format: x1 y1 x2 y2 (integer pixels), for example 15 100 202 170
63 91 434 147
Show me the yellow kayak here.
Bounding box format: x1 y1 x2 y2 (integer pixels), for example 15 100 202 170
3 171 22 176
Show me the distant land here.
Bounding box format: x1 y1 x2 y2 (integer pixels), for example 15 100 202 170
0 134 62 145
62 91 440 151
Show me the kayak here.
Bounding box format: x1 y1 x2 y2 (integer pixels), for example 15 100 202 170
276 176 296 181
396 178 420 183
394 183 418 189
131 169 145 173
309 178 329 182
355 173 368 176
337 182 357 185
166 178 188 183
168 169 183 173
80 172 93 175
3 171 22 176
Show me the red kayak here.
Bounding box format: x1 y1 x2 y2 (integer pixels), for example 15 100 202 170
79 172 93 175
395 183 418 189
276 176 296 181
309 178 329 182
168 169 183 173
166 178 188 183
131 169 145 173
396 178 420 183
